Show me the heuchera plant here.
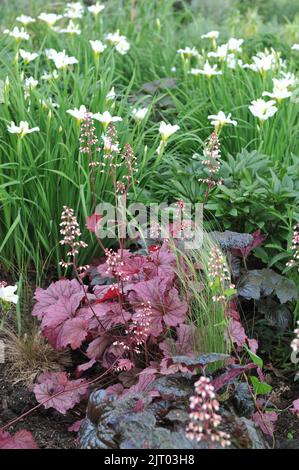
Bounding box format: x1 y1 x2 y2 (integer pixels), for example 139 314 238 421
15 117 271 447
31 116 199 416
32 239 191 389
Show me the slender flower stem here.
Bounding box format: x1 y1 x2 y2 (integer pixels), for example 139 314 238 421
0 357 122 432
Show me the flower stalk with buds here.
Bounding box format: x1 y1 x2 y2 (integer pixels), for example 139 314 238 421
186 376 231 448
207 246 236 302
196 132 222 204
79 112 99 207
59 206 88 271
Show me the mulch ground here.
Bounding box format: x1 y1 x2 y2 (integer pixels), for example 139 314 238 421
0 363 77 449
1 358 298 449
273 378 299 448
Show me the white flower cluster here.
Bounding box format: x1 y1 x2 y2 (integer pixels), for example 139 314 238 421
0 282 18 305
175 31 297 123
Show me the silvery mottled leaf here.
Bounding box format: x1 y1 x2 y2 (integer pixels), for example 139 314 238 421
172 353 229 366
90 276 113 286
120 421 206 449
149 374 193 398
233 383 255 417
210 231 253 250
238 269 297 304
237 417 269 449
79 386 205 449
165 409 189 423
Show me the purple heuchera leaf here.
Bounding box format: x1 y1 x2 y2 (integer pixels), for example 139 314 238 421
129 277 187 336
31 243 188 377
117 255 147 282
123 373 158 397
33 279 87 350
78 302 131 330
252 411 277 436
160 324 197 357
86 334 113 360
143 241 176 280
228 300 241 321
33 279 84 319
33 372 88 415
42 296 86 350
0 430 38 449
96 242 175 283
104 383 125 397
77 302 111 327
159 324 198 375
159 358 191 375
231 229 267 260
93 284 118 301
58 317 89 350
211 364 257 391
229 319 247 348
76 359 97 376
247 338 258 354
291 399 299 417
40 297 72 330
229 318 259 353
68 419 84 433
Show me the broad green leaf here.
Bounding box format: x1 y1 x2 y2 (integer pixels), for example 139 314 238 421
250 376 272 395
244 345 263 369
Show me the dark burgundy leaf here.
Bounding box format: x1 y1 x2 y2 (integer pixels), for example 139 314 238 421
211 364 256 391
231 229 267 260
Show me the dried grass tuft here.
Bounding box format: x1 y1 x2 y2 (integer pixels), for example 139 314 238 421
1 326 72 385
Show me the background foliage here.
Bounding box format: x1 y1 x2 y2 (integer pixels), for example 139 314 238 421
0 0 298 284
